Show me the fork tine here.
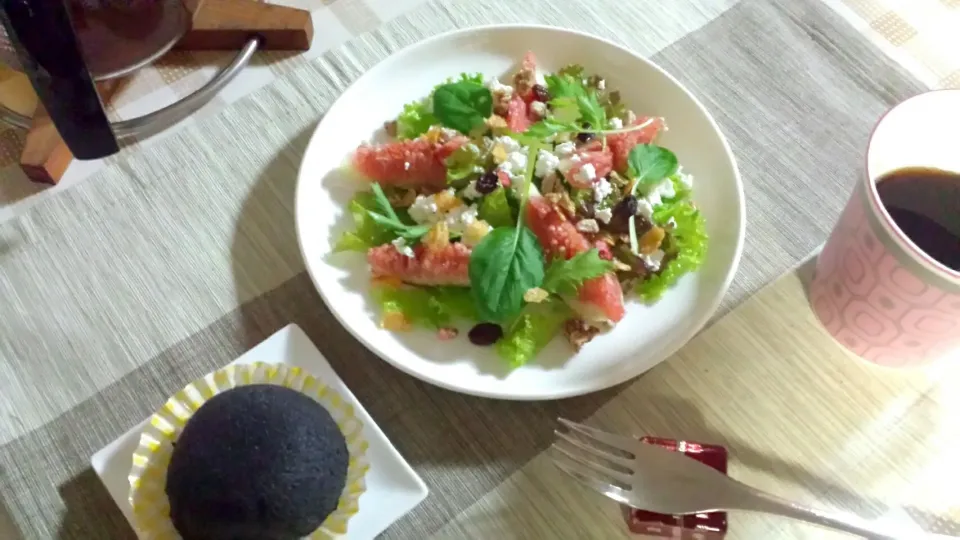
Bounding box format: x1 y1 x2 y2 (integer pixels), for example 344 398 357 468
552 441 633 486
558 418 637 455
554 429 635 471
551 456 633 506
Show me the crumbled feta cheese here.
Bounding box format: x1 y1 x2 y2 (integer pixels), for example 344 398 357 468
576 219 600 234
609 117 623 129
530 101 548 118
461 204 479 225
677 166 694 189
554 141 577 158
392 237 415 258
495 135 521 154
593 177 613 204
641 249 666 272
498 146 529 181
439 127 460 140
557 154 582 175
404 161 411 171
443 204 480 235
409 195 440 224
597 79 606 90
576 163 598 186
635 199 654 220
462 180 483 200
535 149 560 178
644 178 677 207
595 207 613 224
487 77 514 95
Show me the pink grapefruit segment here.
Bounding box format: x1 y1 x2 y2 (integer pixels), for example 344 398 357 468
526 196 625 322
353 136 468 189
565 150 614 189
505 96 531 133
368 242 471 286
607 116 665 174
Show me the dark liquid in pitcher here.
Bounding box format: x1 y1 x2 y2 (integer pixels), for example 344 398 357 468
875 167 960 271
68 0 188 79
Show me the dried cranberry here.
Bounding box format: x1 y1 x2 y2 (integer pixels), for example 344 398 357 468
476 171 500 194
468 323 503 346
613 195 638 219
532 84 550 102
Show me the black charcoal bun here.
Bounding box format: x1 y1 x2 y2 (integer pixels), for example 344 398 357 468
165 384 349 540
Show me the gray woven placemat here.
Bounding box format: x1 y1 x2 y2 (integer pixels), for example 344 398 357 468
0 0 924 538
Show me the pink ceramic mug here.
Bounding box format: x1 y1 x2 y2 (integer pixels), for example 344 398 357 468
810 90 960 367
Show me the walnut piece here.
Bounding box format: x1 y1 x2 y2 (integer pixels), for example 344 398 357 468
563 319 601 351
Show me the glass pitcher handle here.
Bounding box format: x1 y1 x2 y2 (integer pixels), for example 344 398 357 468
0 0 119 159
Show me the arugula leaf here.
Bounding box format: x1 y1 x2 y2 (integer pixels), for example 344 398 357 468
370 182 400 221
469 226 545 321
544 73 607 130
545 74 582 102
524 118 580 139
627 144 679 190
576 93 607 130
364 183 431 242
542 249 614 296
432 81 493 135
557 64 585 79
334 192 397 252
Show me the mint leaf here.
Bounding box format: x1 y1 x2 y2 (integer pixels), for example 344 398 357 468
433 81 493 135
469 226 545 322
542 249 614 296
469 145 545 322
628 144 679 190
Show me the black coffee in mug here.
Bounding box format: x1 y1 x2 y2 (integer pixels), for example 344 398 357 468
875 167 960 271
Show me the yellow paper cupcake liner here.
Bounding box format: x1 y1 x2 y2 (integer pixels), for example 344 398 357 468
128 362 370 539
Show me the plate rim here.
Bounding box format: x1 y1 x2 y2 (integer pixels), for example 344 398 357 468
295 23 746 400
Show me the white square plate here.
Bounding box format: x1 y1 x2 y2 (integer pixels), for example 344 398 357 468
90 323 429 539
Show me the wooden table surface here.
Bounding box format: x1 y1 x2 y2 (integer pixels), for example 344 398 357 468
432 256 960 539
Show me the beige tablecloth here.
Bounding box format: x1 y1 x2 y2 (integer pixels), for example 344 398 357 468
0 0 952 538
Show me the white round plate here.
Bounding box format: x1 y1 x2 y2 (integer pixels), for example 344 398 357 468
296 25 744 400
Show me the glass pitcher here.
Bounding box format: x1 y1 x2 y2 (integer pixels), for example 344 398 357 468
0 0 258 160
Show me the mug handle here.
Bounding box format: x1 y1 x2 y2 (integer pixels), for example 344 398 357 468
0 0 119 159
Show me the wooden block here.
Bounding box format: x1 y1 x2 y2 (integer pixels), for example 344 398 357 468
20 80 122 184
175 0 313 51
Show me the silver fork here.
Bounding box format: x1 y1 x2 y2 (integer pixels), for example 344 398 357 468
552 418 915 540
